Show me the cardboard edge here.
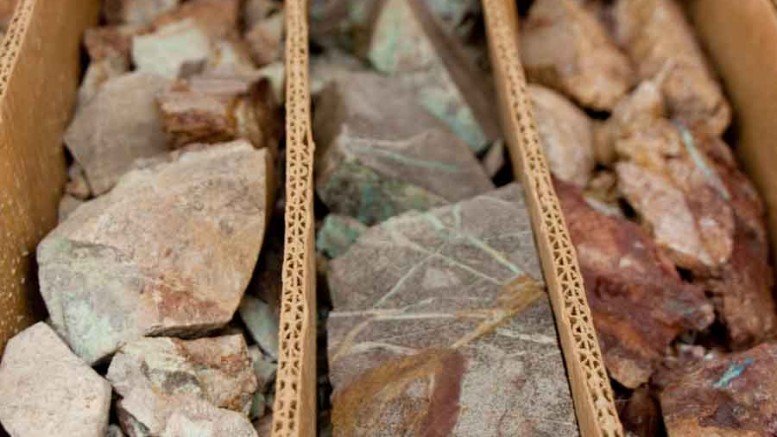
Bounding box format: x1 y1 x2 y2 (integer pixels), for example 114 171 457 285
481 0 623 436
271 0 318 435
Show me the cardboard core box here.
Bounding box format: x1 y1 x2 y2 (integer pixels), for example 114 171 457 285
0 0 775 436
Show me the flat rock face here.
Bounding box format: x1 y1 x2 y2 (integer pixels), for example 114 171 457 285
613 0 731 135
107 335 257 416
556 181 713 388
132 19 212 79
38 142 270 364
659 343 777 436
367 0 499 152
528 84 594 187
104 0 180 26
0 323 112 437
64 72 171 195
328 184 577 436
520 0 634 111
314 72 494 225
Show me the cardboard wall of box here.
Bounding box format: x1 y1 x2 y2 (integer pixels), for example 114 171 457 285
0 0 775 437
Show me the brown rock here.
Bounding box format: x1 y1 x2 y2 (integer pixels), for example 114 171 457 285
64 162 92 200
0 0 16 30
328 185 577 435
529 84 595 186
244 12 284 67
613 0 731 135
152 0 240 40
159 75 280 151
64 72 171 195
84 25 140 63
556 181 713 388
107 335 258 416
520 0 634 111
618 386 662 437
0 323 112 437
38 142 271 364
103 0 179 26
659 342 777 436
314 72 494 225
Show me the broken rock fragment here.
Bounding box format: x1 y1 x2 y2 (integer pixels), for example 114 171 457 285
103 0 179 26
77 56 129 109
316 214 367 258
132 19 212 79
556 181 714 388
367 0 500 152
38 141 270 364
239 295 279 360
659 342 777 436
84 25 139 63
0 323 111 437
244 11 284 67
613 0 731 135
152 0 240 41
529 84 595 187
314 72 494 225
328 184 577 435
107 335 257 416
64 72 171 195
520 0 634 111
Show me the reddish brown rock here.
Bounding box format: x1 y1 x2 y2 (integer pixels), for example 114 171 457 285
244 12 283 67
618 386 663 437
520 0 634 111
84 25 140 63
529 84 595 187
613 0 731 135
64 72 171 195
659 343 777 436
556 181 714 388
38 142 271 364
103 0 179 26
328 185 577 435
152 0 240 40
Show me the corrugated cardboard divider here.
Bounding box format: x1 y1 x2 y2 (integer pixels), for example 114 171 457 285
272 0 317 436
481 0 623 436
0 0 100 353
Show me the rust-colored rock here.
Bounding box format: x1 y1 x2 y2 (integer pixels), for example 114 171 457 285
659 342 777 436
38 142 271 364
520 0 634 111
613 0 731 135
556 180 714 388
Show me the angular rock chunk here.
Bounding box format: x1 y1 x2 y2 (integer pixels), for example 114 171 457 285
316 214 367 258
238 295 279 360
58 194 84 223
64 72 171 195
244 11 284 67
65 162 92 200
244 0 281 29
659 343 777 436
103 0 179 26
367 0 500 152
77 57 129 109
158 76 280 150
314 72 494 225
107 335 258 416
613 0 731 135
529 84 595 187
132 19 212 79
84 25 139 63
0 323 111 437
328 185 577 435
556 181 713 388
38 142 271 364
520 0 634 111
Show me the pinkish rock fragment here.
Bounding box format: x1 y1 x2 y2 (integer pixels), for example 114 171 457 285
64 72 171 195
38 142 271 364
152 0 240 41
328 185 577 435
103 0 179 26
244 12 283 67
0 323 111 437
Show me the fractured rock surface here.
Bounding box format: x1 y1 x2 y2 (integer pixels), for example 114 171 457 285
0 323 112 437
557 181 713 388
64 72 171 195
38 142 270 364
328 184 577 436
132 19 212 79
367 0 499 152
104 0 180 26
521 0 634 111
314 72 494 225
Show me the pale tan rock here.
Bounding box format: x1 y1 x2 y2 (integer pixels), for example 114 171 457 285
520 0 634 111
0 323 111 437
253 414 273 436
65 72 171 195
205 38 257 76
38 142 271 364
244 12 283 67
64 162 92 199
152 0 240 41
244 0 281 29
613 0 731 135
84 25 140 63
132 19 212 79
108 335 257 416
58 195 84 223
529 84 595 186
77 57 129 110
103 0 179 26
